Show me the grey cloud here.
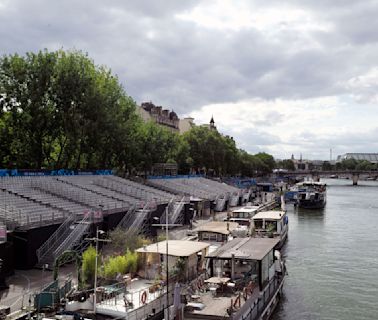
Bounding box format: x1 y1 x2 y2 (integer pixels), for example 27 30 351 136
222 127 283 154
0 0 359 112
1 0 378 158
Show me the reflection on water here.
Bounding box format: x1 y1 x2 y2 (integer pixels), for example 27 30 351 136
272 179 378 320
296 208 325 221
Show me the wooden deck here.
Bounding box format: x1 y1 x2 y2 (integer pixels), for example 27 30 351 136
185 288 260 320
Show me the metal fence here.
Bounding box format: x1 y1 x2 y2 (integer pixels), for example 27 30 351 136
234 272 285 320
34 278 72 311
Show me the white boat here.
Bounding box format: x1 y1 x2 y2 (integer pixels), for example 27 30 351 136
251 210 288 248
297 181 327 209
224 206 260 228
184 237 286 320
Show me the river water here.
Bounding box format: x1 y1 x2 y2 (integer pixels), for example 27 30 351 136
272 178 378 320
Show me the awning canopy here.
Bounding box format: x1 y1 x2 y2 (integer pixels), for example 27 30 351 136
136 240 209 257
206 237 279 261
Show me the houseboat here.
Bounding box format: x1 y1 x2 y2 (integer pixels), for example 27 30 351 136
225 206 260 228
93 240 210 319
194 221 244 252
251 211 288 248
184 237 286 320
297 181 327 209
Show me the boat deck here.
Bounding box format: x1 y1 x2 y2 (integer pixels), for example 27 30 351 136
185 288 260 319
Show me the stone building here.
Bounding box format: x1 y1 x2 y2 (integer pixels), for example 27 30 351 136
137 102 180 133
137 102 196 134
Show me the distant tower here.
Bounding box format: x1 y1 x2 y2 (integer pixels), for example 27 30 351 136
291 154 294 160
210 115 216 130
300 153 302 162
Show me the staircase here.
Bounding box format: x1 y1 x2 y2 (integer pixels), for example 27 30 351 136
160 197 186 225
0 206 19 230
117 201 152 237
215 195 227 211
230 192 240 206
36 213 92 267
117 205 137 229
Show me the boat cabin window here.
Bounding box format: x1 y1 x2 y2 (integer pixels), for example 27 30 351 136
200 232 223 242
229 218 250 227
265 221 277 232
254 219 264 229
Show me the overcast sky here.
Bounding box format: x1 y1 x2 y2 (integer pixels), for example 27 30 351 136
1 0 378 160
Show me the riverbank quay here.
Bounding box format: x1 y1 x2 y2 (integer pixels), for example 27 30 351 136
0 175 282 320
0 264 77 320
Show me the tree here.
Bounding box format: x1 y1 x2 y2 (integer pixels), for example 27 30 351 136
109 228 152 253
254 152 276 174
277 159 295 171
355 160 373 171
134 121 180 175
340 158 358 170
0 49 138 169
322 161 333 171
182 126 241 176
82 246 97 287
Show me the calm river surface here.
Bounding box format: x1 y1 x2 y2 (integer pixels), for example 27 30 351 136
272 178 378 320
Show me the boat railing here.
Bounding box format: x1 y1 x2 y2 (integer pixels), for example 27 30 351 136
232 266 286 320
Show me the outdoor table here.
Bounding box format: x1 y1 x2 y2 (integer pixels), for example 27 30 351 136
204 277 231 285
209 286 217 297
186 302 205 310
191 294 201 301
205 277 231 293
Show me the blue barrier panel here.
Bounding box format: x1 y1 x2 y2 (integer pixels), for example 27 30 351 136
0 169 113 177
148 174 205 179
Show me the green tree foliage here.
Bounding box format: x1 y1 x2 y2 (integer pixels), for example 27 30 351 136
335 159 375 171
102 251 138 279
134 121 180 174
109 228 152 253
276 159 296 171
355 160 373 171
254 152 276 174
183 126 246 176
322 161 333 171
82 245 97 286
0 49 138 169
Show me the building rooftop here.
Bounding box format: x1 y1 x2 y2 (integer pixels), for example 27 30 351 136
337 153 378 163
207 237 279 261
232 206 260 214
252 211 286 220
194 221 239 235
135 240 209 257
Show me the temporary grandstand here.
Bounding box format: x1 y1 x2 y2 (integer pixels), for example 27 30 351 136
147 176 249 211
0 174 182 268
0 173 250 269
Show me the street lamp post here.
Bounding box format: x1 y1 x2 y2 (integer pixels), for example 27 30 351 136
85 227 110 313
151 205 183 320
94 228 100 313
165 206 169 320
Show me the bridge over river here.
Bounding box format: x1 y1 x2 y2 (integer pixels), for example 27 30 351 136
273 170 378 185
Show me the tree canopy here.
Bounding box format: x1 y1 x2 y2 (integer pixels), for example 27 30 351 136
0 49 276 176
0 49 138 170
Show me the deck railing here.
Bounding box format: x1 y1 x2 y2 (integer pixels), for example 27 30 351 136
233 267 286 320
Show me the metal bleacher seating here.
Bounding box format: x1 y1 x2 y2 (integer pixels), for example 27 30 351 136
147 177 242 211
0 174 177 267
0 175 177 230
